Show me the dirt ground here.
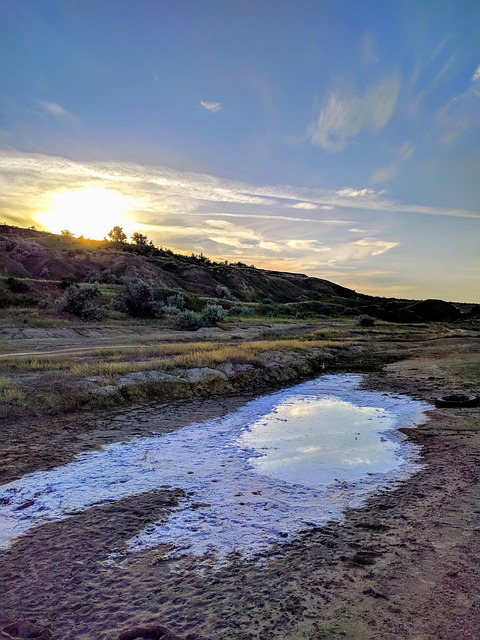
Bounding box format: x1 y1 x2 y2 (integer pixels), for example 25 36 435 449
0 330 479 639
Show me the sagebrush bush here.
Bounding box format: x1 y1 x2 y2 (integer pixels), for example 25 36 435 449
166 293 186 310
55 283 105 321
174 310 203 330
358 314 375 327
215 284 236 301
112 278 164 318
227 305 254 317
162 304 180 315
201 303 226 325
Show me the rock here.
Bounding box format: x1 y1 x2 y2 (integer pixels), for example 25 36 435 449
118 624 181 640
117 371 192 402
216 361 235 377
2 619 52 639
183 367 228 384
117 371 181 387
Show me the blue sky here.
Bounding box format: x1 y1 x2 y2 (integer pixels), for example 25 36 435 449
1 0 479 302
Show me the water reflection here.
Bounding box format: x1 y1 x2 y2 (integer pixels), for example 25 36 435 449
238 396 400 486
0 375 430 562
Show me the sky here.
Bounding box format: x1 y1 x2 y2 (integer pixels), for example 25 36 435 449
0 1 479 302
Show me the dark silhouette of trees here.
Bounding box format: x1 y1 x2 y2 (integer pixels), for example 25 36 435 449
131 232 148 247
107 226 127 244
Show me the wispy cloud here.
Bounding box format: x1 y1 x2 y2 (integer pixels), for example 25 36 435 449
309 77 400 151
0 152 479 233
199 100 222 113
286 240 330 253
360 32 379 65
189 212 333 224
39 100 76 121
371 141 415 184
291 202 318 210
436 65 480 144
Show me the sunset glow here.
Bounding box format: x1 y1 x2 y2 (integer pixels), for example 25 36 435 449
36 188 136 240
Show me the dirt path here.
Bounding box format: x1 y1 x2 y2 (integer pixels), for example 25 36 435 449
0 335 479 639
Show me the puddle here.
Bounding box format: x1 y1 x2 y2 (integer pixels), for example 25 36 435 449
0 375 431 562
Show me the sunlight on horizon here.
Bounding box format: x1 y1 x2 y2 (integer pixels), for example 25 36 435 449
36 187 137 239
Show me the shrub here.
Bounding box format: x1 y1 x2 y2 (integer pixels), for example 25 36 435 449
341 306 359 316
9 239 47 264
174 310 203 330
162 304 180 315
60 277 75 290
215 284 236 301
166 293 186 310
358 314 375 327
201 303 226 326
85 268 118 284
85 269 101 283
112 278 164 318
55 283 105 321
228 305 255 317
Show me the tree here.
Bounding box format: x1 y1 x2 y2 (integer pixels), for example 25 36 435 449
131 232 148 247
131 232 150 254
107 225 127 244
61 229 75 238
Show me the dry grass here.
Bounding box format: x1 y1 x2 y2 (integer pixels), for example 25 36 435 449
0 375 26 405
0 337 351 378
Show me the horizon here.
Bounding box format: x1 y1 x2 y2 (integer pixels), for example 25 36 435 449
1 1 479 303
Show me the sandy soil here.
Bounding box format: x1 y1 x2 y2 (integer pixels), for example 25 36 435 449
1 333 479 639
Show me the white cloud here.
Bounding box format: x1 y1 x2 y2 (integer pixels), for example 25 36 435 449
309 77 400 151
396 142 415 163
39 100 75 121
286 240 329 253
336 238 400 261
291 202 318 210
336 187 377 199
1 151 479 224
192 212 318 223
200 100 222 113
472 64 480 82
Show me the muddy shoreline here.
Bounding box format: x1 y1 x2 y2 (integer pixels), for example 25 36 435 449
1 333 479 639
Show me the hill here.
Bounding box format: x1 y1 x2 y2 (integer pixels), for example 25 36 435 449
0 224 476 323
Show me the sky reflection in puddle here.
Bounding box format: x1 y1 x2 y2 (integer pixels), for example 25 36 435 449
0 375 431 562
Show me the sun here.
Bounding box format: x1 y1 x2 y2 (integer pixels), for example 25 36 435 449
37 187 137 239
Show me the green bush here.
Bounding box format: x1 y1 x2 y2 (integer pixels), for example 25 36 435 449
55 283 105 321
174 310 203 330
166 293 186 310
201 303 226 325
228 305 255 317
358 314 375 327
112 278 164 318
